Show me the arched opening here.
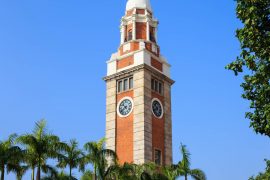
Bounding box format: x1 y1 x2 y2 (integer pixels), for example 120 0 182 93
127 29 133 41
150 27 156 42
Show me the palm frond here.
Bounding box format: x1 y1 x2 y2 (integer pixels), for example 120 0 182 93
33 119 47 140
81 170 94 180
17 134 38 149
152 173 169 180
179 143 191 170
7 134 18 146
41 164 58 178
141 171 152 180
162 165 179 180
190 169 207 180
7 164 29 179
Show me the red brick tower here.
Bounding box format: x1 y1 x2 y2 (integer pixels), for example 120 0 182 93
104 0 174 166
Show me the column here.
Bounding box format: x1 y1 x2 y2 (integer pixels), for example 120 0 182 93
132 20 136 40
121 25 126 44
155 27 158 42
146 21 150 41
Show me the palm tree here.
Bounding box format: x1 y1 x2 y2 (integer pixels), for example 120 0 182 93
8 164 29 180
109 163 137 180
17 120 61 180
139 163 169 180
80 170 94 180
115 162 166 180
83 138 117 180
57 139 84 179
162 165 178 180
177 144 206 180
24 149 38 180
140 163 158 180
0 134 23 180
128 163 144 179
41 170 75 180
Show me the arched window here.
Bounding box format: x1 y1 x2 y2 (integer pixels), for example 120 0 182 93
150 31 156 42
127 29 133 41
150 27 156 42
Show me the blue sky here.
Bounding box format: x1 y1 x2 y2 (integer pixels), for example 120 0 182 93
0 0 269 179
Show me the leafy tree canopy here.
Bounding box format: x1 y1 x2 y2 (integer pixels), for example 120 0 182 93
249 160 270 180
226 0 270 136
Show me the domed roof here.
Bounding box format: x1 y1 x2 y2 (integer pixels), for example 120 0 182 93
126 0 152 11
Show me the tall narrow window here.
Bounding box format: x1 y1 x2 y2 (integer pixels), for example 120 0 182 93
150 27 156 42
155 80 158 92
129 77 133 89
159 82 162 94
124 25 128 42
124 79 128 91
128 30 133 41
151 79 155 90
118 81 123 93
154 149 162 165
151 78 163 95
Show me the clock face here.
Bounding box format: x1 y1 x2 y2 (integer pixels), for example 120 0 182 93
118 98 133 117
152 99 163 118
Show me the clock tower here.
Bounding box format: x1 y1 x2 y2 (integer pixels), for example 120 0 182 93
104 0 174 166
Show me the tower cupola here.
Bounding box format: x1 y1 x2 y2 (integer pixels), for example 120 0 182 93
126 0 152 12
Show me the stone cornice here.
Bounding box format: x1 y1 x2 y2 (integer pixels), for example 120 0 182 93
103 64 175 85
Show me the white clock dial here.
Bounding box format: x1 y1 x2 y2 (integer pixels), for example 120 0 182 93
152 98 164 118
117 97 133 117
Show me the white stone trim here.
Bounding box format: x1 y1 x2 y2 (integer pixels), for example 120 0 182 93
117 97 134 118
120 25 126 44
132 21 136 40
107 59 117 75
152 44 157 54
123 43 131 52
146 21 150 41
106 50 171 78
163 63 171 78
151 98 164 119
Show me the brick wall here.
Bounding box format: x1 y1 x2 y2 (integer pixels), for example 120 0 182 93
151 92 165 165
119 42 139 56
151 58 163 72
116 90 134 164
136 22 146 40
117 55 134 70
